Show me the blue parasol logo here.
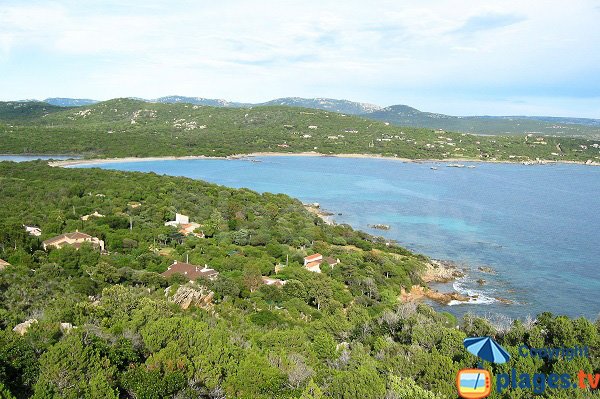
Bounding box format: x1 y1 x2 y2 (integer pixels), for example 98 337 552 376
464 336 511 364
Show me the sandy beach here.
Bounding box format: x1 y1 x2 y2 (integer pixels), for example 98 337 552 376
47 151 600 167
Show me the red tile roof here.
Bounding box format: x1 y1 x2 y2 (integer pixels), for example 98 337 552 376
161 262 219 280
304 253 322 262
305 261 321 268
43 231 93 245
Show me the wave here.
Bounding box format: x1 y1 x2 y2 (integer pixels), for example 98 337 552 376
448 278 497 306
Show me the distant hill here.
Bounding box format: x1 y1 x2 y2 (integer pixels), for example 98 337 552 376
39 96 381 115
1 98 598 164
484 115 600 127
258 97 382 115
44 98 99 107
365 105 600 138
149 95 250 108
0 101 67 122
22 95 600 138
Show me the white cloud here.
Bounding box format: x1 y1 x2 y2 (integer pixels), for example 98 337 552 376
0 0 599 116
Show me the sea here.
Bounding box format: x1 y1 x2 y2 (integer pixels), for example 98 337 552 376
67 156 600 320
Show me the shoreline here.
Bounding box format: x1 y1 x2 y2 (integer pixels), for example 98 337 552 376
42 151 581 309
46 151 600 167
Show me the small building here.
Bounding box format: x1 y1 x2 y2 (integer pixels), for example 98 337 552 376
165 213 190 227
42 230 105 251
304 253 323 266
23 225 42 237
178 223 205 238
305 261 322 273
161 261 219 282
0 259 10 271
303 253 340 273
262 276 287 287
81 211 105 221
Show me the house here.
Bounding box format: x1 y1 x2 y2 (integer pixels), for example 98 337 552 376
304 253 323 266
161 261 219 282
305 261 322 273
23 225 42 236
262 276 287 287
178 223 205 238
81 211 105 221
303 253 340 273
42 230 105 251
165 213 190 227
0 259 10 271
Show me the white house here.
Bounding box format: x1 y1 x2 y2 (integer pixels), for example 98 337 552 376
165 213 190 227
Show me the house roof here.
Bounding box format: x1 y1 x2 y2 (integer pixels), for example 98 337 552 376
305 261 321 268
161 261 219 280
304 253 322 262
0 259 10 269
43 231 93 245
305 264 321 273
262 276 286 286
324 256 339 265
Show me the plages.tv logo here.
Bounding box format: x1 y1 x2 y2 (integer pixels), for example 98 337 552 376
456 336 511 399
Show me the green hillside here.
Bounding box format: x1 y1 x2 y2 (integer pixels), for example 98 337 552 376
365 105 600 138
1 98 599 163
0 102 68 123
0 162 598 398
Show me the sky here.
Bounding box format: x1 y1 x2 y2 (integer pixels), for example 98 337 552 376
1 0 599 117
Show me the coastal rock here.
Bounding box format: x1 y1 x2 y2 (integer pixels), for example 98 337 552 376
369 224 391 230
477 279 486 285
304 204 335 225
422 260 464 283
400 285 470 304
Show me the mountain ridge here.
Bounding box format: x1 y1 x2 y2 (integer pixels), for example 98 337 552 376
7 96 600 137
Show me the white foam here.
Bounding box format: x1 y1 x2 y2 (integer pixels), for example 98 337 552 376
448 278 497 306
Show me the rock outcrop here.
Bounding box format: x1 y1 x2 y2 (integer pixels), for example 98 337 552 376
421 260 464 283
167 284 214 310
400 285 470 304
13 319 38 335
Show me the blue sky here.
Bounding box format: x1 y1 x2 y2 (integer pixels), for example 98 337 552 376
1 0 599 117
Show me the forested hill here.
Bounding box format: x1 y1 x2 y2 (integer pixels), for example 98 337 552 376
1 161 598 398
364 105 600 138
1 98 599 163
0 162 600 399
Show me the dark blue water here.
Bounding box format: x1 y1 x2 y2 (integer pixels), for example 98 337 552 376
72 157 600 319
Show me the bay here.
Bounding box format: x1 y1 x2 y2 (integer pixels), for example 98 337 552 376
72 156 600 319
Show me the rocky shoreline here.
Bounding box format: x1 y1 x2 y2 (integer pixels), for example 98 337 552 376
303 203 336 225
400 259 471 304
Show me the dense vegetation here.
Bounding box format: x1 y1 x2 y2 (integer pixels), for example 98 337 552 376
1 99 599 163
0 162 598 398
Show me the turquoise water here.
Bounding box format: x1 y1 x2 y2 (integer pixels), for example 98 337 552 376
72 157 600 319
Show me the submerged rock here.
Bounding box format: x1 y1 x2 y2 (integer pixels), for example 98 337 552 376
478 266 497 274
